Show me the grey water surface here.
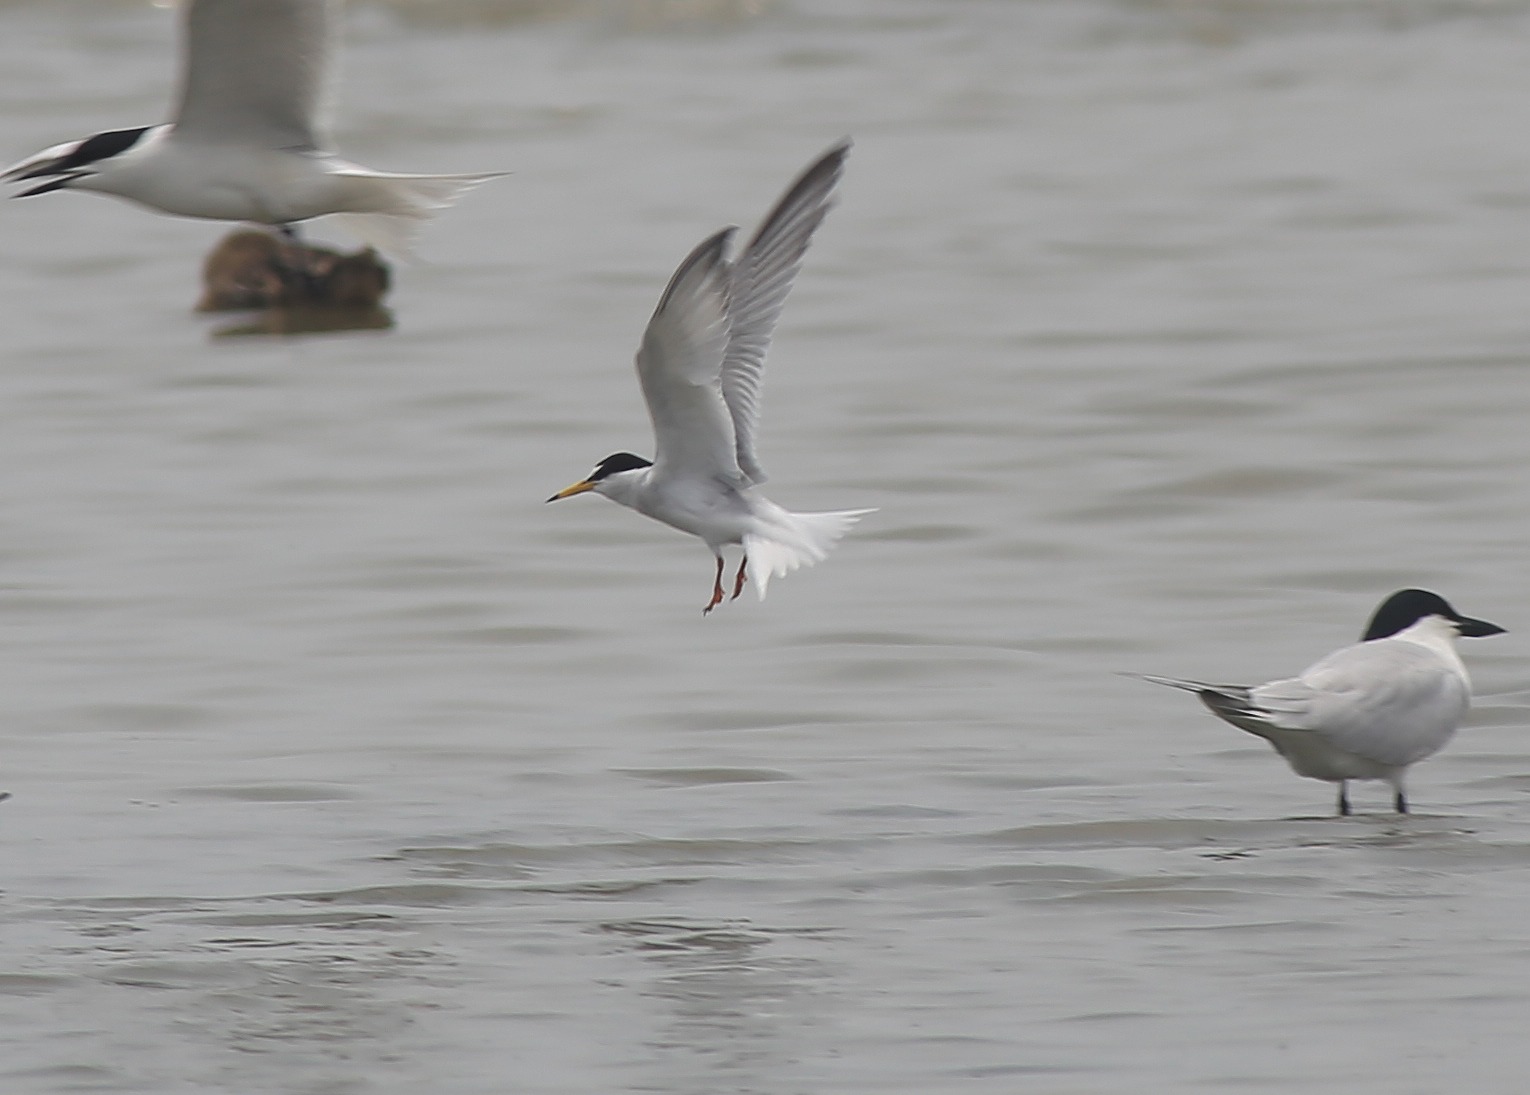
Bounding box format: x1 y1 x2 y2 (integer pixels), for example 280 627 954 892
1 0 1530 1091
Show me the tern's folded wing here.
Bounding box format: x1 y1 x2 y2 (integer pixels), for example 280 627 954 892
171 0 334 149
1288 640 1470 766
721 141 850 485
636 228 743 483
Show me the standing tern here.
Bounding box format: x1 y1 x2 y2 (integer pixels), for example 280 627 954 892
547 141 874 614
1135 589 1505 816
3 0 503 258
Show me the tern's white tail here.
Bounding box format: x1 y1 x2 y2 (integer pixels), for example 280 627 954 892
743 508 875 601
328 170 507 258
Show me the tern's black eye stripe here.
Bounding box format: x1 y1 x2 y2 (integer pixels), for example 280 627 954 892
56 126 152 171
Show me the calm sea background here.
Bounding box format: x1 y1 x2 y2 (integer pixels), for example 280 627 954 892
1 0 1530 1091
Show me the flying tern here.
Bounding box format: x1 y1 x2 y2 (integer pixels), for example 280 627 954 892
548 140 873 614
3 0 503 258
1135 589 1504 815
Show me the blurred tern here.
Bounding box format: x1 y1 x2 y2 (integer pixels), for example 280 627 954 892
3 0 503 257
1135 589 1504 816
547 141 873 614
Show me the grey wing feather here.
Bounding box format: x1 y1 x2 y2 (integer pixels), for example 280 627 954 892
1183 682 1274 732
1131 673 1225 694
171 0 334 149
1234 677 1317 728
636 229 742 481
721 140 851 484
1132 673 1253 702
1276 640 1470 766
1129 673 1272 731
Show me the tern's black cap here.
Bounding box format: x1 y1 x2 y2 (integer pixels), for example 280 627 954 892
588 452 652 482
1362 589 1506 642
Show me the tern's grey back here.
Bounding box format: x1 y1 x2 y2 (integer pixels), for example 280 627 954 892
171 0 334 149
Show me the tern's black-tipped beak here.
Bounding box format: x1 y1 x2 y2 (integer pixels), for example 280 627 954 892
1456 615 1506 638
546 480 595 503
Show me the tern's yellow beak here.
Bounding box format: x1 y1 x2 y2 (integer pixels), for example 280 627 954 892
546 479 596 503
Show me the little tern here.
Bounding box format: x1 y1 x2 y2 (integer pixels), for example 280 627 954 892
547 141 873 614
3 0 503 257
1135 589 1505 816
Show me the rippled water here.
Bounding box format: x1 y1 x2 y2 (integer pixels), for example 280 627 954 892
1 0 1530 1091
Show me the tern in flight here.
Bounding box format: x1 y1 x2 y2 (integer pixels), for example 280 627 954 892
3 0 503 258
548 141 874 613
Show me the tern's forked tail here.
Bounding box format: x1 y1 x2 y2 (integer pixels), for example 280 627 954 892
743 508 875 601
327 170 507 258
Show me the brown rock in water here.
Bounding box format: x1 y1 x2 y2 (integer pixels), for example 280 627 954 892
196 230 390 312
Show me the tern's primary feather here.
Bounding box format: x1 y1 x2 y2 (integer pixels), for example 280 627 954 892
721 139 851 485
637 141 852 487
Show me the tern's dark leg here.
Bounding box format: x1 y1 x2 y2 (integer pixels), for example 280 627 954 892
1393 786 1409 814
730 556 748 601
1336 782 1352 817
276 222 321 299
704 556 726 615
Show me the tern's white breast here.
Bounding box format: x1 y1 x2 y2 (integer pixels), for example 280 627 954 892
632 476 761 549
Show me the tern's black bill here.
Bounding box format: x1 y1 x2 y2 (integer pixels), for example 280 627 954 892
13 174 80 198
1456 616 1506 638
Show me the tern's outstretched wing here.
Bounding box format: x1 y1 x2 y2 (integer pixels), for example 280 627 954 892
636 228 742 482
171 0 334 149
721 141 850 485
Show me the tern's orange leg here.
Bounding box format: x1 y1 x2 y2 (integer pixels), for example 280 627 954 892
730 556 748 601
703 556 726 615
